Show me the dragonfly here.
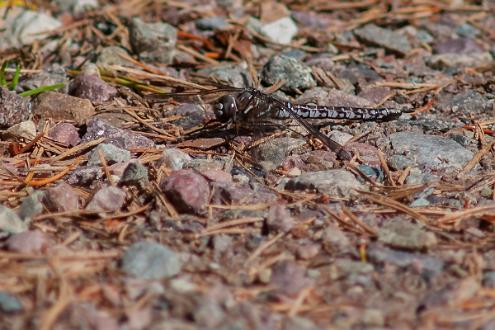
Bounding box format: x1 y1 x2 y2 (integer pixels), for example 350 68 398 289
147 83 405 161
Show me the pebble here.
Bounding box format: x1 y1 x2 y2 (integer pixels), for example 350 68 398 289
120 161 149 187
6 230 51 253
82 118 155 149
87 143 131 166
0 205 28 235
86 186 126 212
284 316 322 330
168 103 207 129
0 292 23 313
16 64 68 93
428 52 493 69
43 182 80 212
195 16 229 30
32 92 95 125
270 261 314 297
69 73 118 103
97 46 134 67
368 244 444 276
251 137 306 167
47 122 81 147
261 17 298 45
55 0 99 14
282 169 365 198
378 219 437 250
159 148 192 170
0 8 61 50
262 55 316 92
67 166 104 186
121 241 182 280
18 191 44 221
437 90 492 115
4 120 36 140
389 132 474 172
0 87 31 128
354 24 411 55
198 63 250 88
129 18 177 64
266 204 294 233
432 37 484 54
160 169 210 214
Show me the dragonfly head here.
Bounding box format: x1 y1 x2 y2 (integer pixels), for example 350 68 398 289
214 95 238 122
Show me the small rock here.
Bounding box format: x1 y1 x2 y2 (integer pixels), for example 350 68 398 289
378 219 437 250
0 292 23 313
87 143 131 166
212 235 233 255
120 161 149 187
0 8 61 50
270 261 313 297
183 158 226 172
326 131 354 146
159 148 192 170
0 205 28 235
428 52 493 69
121 241 182 280
361 309 385 327
43 182 80 212
67 166 104 186
283 169 364 197
262 55 316 92
6 230 50 253
195 16 229 30
18 191 44 220
389 132 474 172
388 154 415 171
55 0 99 14
32 92 95 125
251 137 306 167
267 204 294 233
17 64 68 93
86 186 126 212
433 38 484 54
0 87 31 128
368 244 444 276
437 90 492 115
199 170 232 184
4 120 36 140
82 118 155 149
354 24 411 55
322 224 352 252
261 17 298 45
97 46 134 67
47 122 81 147
329 259 374 280
160 169 210 214
198 64 250 89
483 271 495 288
168 103 206 129
284 316 322 330
69 74 117 103
129 18 177 64
295 242 320 260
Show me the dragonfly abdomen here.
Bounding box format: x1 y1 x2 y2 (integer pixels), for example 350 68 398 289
274 102 402 121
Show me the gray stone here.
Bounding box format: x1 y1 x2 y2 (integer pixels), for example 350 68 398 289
97 46 134 67
0 8 61 50
251 137 306 167
262 55 316 92
378 219 437 250
55 0 99 14
4 120 36 140
69 73 117 103
428 52 493 69
32 92 95 125
47 122 81 147
120 161 149 187
284 316 321 330
18 191 44 220
0 87 31 128
86 186 126 212
129 18 177 64
368 244 444 276
0 292 23 313
159 148 192 170
0 205 28 235
43 182 80 212
433 37 484 54
82 118 155 149
17 64 68 93
195 16 229 30
437 90 492 115
121 241 182 280
198 64 250 88
87 143 131 166
261 17 298 44
354 24 411 55
389 132 474 172
282 169 364 197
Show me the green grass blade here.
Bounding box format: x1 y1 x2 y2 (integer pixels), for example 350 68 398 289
0 61 7 87
19 83 65 97
10 62 21 90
